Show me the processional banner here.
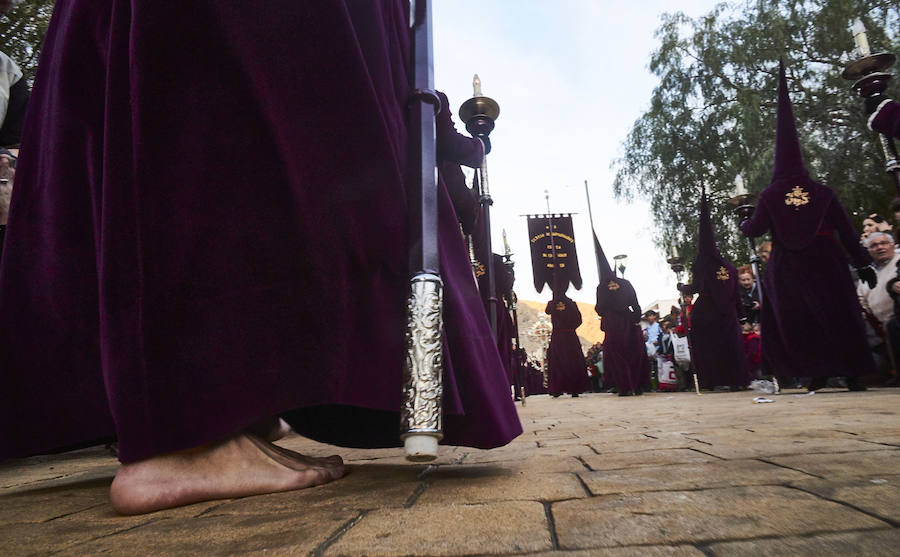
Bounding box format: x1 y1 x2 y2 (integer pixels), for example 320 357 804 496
526 214 582 293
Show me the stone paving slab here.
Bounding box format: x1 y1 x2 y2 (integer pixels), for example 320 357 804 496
767 449 900 479
324 501 552 556
580 448 719 471
0 477 111 524
856 435 900 447
703 528 900 556
59 510 356 556
416 465 587 504
0 489 228 555
496 454 591 474
551 485 889 550
578 458 811 495
0 516 139 556
789 476 900 525
677 436 893 460
463 442 595 464
531 546 704 556
0 446 118 491
586 437 701 454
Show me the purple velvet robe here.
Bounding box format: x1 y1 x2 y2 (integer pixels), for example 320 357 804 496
595 279 649 393
741 183 875 379
545 298 588 395
523 359 548 396
871 99 900 139
0 0 521 463
492 259 517 388
476 252 516 389
683 263 751 388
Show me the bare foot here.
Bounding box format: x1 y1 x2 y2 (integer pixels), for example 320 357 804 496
109 433 345 515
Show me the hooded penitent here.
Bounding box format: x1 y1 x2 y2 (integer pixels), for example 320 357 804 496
691 189 739 311
740 59 874 381
592 230 648 393
593 231 636 318
757 60 835 251
544 270 587 396
684 188 749 388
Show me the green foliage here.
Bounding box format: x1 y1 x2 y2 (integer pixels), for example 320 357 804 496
0 1 54 85
612 0 900 270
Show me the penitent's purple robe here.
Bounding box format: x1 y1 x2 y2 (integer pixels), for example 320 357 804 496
545 298 588 395
740 184 875 379
682 263 751 389
743 61 876 381
595 279 649 393
870 99 900 139
490 257 517 388
0 0 521 463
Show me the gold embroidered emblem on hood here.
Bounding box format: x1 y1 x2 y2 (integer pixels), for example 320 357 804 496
607 281 620 291
716 266 730 281
784 186 810 208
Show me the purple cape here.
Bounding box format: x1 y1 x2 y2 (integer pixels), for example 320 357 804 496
594 280 649 392
741 193 874 378
0 0 521 463
870 99 900 139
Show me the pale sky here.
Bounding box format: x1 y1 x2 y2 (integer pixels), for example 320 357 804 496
433 0 722 309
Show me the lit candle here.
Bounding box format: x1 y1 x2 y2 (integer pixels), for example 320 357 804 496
502 228 511 255
852 19 871 57
733 175 747 196
473 74 483 96
671 244 679 258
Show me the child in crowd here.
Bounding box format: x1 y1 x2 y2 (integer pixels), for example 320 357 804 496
742 321 762 378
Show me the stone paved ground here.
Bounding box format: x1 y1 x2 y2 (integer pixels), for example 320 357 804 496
2 388 899 556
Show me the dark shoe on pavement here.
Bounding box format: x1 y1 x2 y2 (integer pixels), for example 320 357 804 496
807 377 827 392
847 377 867 392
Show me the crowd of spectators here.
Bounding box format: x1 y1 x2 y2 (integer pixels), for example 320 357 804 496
856 213 900 386
559 201 899 397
